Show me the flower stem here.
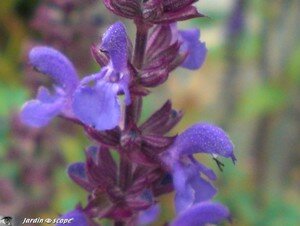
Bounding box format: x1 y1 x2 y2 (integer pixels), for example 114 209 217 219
133 21 149 70
115 21 151 226
119 153 132 190
125 21 149 128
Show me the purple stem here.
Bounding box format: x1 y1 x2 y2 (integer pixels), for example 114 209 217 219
133 21 149 70
125 21 149 127
115 21 150 226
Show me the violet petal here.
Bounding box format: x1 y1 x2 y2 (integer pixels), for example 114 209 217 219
101 22 128 72
194 161 217 181
29 46 79 93
171 201 230 226
175 122 236 162
138 204 160 226
73 82 121 131
20 96 63 127
173 162 217 213
180 29 207 70
56 209 89 226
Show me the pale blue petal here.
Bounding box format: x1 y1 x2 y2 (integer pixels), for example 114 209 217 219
180 29 207 70
73 82 121 131
56 209 89 226
138 204 160 226
175 122 236 162
190 157 217 181
171 201 230 226
101 22 128 71
36 86 59 102
20 95 63 127
173 162 216 213
29 46 79 93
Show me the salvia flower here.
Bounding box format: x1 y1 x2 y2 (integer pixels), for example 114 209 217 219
171 201 230 226
170 23 207 70
137 204 160 226
20 1 236 225
73 22 131 130
163 123 235 213
21 47 79 127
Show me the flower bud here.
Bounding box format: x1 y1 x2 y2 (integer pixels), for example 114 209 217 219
103 0 203 24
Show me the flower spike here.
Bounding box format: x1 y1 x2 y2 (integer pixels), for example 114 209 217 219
20 1 236 225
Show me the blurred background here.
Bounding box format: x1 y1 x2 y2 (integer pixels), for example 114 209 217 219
0 0 299 225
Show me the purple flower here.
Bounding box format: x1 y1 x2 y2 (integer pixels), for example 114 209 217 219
171 24 207 70
19 0 235 224
56 208 90 226
163 123 235 213
173 123 235 160
172 159 217 213
73 22 131 131
171 201 230 226
21 47 79 127
137 204 160 226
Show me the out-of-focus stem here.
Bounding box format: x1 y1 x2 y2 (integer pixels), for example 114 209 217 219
252 115 273 207
220 0 246 128
251 1 276 208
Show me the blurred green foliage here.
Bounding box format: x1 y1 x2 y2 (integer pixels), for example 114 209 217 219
238 84 287 119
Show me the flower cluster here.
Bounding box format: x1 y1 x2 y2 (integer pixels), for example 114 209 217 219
20 1 236 225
